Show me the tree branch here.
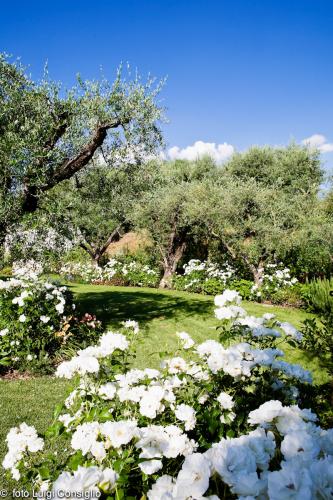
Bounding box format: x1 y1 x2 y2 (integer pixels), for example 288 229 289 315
79 241 95 259
22 118 126 213
99 225 122 257
44 119 123 189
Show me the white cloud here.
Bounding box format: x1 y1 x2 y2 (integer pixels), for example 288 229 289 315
167 140 234 163
301 134 333 153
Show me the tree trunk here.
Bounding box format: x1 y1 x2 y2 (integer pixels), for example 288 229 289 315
80 226 121 266
21 119 125 215
0 223 7 267
216 235 267 287
253 265 265 287
159 239 187 289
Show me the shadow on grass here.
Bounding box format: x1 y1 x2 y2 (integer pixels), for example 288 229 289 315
73 288 214 327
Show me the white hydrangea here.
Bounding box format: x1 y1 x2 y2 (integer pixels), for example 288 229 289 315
122 319 140 334
214 290 242 307
279 321 303 341
247 400 284 426
56 355 100 378
139 386 166 419
136 425 197 460
173 453 211 498
161 357 188 374
98 383 117 400
147 475 175 499
71 422 101 457
51 466 118 498
215 305 246 320
100 420 139 448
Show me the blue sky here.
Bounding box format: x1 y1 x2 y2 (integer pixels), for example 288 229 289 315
1 0 333 170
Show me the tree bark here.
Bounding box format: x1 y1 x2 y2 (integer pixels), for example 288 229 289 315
159 238 187 289
21 119 125 214
252 262 265 286
0 223 8 265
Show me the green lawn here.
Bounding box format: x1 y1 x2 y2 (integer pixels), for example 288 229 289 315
71 284 323 379
0 285 327 491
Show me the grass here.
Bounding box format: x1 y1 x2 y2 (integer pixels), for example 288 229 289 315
0 377 71 490
0 284 327 491
71 284 323 378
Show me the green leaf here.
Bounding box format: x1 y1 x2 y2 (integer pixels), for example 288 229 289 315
45 421 63 438
38 465 50 480
67 451 84 470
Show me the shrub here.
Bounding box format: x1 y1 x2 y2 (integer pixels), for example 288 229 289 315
301 313 333 373
229 279 253 300
301 277 333 314
265 285 303 306
250 263 299 303
5 291 333 498
201 277 226 295
173 259 235 294
118 260 159 287
0 262 101 373
300 312 333 426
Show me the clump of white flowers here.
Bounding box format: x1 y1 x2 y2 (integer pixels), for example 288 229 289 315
0 265 100 371
173 258 236 294
214 289 246 320
55 331 129 378
4 290 332 499
176 331 195 349
12 259 43 281
60 258 159 287
250 262 298 301
3 423 44 480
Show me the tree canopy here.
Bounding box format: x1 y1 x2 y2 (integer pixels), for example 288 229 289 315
132 157 218 286
0 54 164 248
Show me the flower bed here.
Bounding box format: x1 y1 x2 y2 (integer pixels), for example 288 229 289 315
60 258 159 288
58 257 302 306
3 290 332 498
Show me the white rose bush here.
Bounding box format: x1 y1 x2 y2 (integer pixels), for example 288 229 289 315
172 259 236 295
0 261 102 372
4 289 333 498
250 263 299 304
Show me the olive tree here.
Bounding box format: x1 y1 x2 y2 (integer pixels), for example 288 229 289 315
192 145 331 284
0 54 164 258
37 161 158 265
132 158 218 287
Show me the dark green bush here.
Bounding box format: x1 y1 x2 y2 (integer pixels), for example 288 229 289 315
301 278 333 314
201 278 226 295
229 279 253 300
